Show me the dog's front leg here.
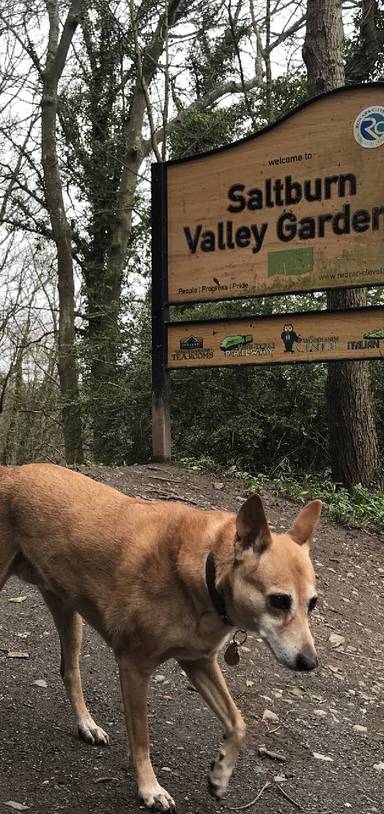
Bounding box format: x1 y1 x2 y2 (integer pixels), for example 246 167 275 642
117 653 176 812
178 655 246 800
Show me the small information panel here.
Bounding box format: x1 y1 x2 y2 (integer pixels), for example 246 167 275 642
168 307 384 368
166 85 384 303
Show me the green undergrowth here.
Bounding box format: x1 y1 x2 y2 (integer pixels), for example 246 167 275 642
178 456 384 531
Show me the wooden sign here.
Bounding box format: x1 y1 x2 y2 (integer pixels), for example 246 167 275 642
167 307 384 368
165 84 384 303
151 84 384 461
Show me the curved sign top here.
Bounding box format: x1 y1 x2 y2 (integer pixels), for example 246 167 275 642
162 84 384 304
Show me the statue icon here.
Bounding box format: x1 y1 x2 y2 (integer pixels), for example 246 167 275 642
281 323 301 352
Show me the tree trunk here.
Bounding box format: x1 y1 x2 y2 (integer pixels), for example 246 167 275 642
82 1 183 462
303 0 344 95
2 351 23 466
345 0 384 82
303 0 380 488
41 0 84 464
264 0 274 121
79 13 123 463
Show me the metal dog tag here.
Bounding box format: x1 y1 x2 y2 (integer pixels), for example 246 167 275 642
224 641 240 667
224 630 247 667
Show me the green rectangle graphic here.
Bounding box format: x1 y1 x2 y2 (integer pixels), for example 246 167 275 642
268 247 313 277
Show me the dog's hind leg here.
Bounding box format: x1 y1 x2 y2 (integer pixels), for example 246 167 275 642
40 588 109 746
178 655 246 800
0 470 18 590
0 552 17 591
0 536 18 591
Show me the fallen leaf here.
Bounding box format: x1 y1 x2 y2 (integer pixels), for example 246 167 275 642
245 680 254 687
262 709 279 723
353 724 367 733
328 633 345 648
8 597 27 604
289 687 304 697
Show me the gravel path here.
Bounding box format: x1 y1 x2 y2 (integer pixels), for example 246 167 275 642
0 463 383 813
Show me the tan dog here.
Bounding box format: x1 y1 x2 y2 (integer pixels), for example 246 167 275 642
0 464 322 811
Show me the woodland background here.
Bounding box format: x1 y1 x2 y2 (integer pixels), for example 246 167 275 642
0 0 384 500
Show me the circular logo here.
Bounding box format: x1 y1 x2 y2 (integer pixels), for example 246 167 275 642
353 106 384 148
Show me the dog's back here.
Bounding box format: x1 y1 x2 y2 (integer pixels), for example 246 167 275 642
0 464 229 639
0 465 147 626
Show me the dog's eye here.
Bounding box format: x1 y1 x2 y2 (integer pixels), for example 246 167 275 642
308 596 318 613
268 593 292 611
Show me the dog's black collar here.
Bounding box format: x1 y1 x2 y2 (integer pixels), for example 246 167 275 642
205 551 232 626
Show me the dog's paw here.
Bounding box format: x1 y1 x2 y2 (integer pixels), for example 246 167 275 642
139 782 176 811
207 750 233 799
78 718 109 746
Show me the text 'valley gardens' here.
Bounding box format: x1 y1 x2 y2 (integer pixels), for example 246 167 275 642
183 172 384 255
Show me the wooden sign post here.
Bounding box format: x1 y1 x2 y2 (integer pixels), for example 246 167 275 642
151 163 171 461
151 83 384 460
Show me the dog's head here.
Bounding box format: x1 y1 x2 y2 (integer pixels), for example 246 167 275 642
224 494 322 672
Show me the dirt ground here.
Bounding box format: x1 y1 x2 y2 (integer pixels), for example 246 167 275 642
0 463 383 814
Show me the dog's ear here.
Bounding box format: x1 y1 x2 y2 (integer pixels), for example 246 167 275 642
288 500 323 545
236 494 272 554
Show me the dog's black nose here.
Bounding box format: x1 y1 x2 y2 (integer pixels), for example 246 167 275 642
295 652 318 671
